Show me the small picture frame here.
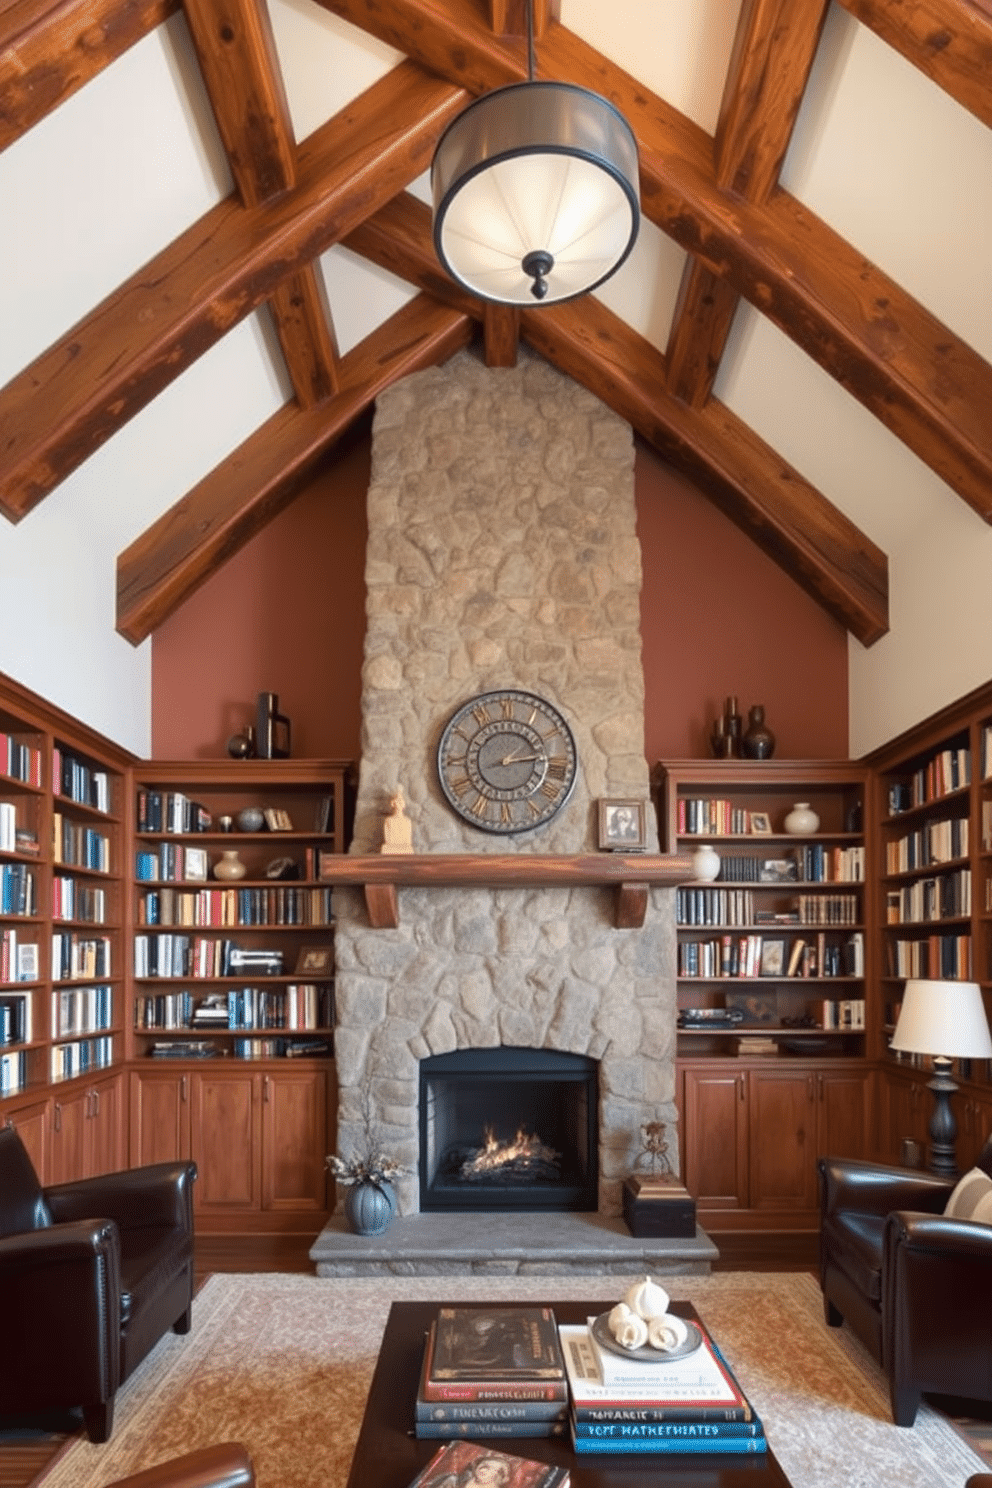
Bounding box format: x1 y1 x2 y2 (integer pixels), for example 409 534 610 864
183 847 208 881
598 799 647 851
295 946 333 976
749 811 772 835
760 857 798 883
263 807 293 832
760 939 785 976
17 943 39 982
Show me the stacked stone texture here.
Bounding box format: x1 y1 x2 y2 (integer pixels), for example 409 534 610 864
334 349 677 1218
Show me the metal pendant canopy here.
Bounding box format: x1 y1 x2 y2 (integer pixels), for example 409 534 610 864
430 7 639 307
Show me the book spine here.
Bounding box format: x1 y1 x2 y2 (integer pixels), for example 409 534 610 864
572 1402 752 1423
416 1399 568 1422
420 1381 568 1403
414 1421 567 1439
573 1418 763 1440
572 1434 766 1454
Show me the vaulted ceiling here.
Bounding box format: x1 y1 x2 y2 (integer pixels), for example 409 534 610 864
2 0 991 652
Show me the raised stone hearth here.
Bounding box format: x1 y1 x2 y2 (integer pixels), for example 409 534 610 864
329 349 679 1227
311 1213 717 1277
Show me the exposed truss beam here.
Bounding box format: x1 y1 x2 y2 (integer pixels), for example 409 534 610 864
344 194 889 645
268 269 340 406
665 263 740 409
483 305 520 367
0 63 466 521
318 1 992 523
837 0 992 129
0 0 176 152
116 295 472 643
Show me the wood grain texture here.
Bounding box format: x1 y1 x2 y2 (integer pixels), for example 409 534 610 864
0 0 176 151
837 0 992 129
268 268 340 407
482 304 520 367
115 295 472 642
0 63 467 521
665 260 741 408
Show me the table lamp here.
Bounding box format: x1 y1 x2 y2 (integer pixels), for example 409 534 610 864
889 979 992 1176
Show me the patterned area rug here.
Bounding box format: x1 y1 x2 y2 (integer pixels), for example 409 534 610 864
35 1271 986 1488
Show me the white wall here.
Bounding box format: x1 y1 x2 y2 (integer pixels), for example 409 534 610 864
1 0 990 755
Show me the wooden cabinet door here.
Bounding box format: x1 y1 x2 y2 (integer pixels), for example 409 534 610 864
130 1068 191 1167
957 1092 992 1172
49 1086 89 1185
190 1069 260 1215
261 1068 328 1213
6 1098 50 1184
815 1067 871 1162
748 1069 818 1213
88 1072 125 1177
682 1067 749 1210
885 1072 930 1165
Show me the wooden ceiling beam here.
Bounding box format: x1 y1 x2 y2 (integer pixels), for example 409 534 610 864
320 1 992 521
483 305 520 367
115 295 472 643
488 0 548 37
180 0 296 206
344 194 889 645
0 0 177 152
836 0 992 130
0 62 467 522
268 268 340 406
664 262 740 409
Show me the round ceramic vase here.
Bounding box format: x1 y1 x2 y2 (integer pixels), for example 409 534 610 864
214 849 248 881
784 802 820 835
692 843 722 882
344 1179 396 1236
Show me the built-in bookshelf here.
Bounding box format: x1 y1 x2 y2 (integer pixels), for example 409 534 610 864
128 761 354 1064
654 760 869 1059
0 676 129 1107
868 679 992 1084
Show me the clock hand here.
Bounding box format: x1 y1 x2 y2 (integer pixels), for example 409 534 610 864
498 750 544 766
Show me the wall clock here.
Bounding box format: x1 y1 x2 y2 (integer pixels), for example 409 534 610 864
437 689 578 835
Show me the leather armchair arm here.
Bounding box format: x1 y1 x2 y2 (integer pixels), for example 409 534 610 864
819 1157 954 1221
0 1217 118 1275
104 1443 255 1488
46 1161 196 1233
886 1209 992 1261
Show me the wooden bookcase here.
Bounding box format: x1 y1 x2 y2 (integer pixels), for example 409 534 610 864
126 759 355 1232
0 673 131 1183
865 679 992 1168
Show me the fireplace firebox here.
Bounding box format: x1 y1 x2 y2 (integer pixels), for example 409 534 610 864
419 1048 598 1213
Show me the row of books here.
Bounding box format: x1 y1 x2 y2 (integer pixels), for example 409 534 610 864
885 932 971 980
0 800 18 852
54 749 111 813
50 1034 114 1082
412 1305 764 1460
678 931 863 980
137 885 334 928
51 932 111 981
0 929 38 984
886 814 969 874
677 887 860 927
133 935 287 979
135 985 332 1031
136 790 212 834
1 734 41 787
136 844 322 883
678 798 765 836
53 813 110 872
1 862 36 916
0 992 32 1046
885 869 971 925
710 847 863 883
53 875 107 924
147 1036 331 1060
0 1048 26 1094
51 985 113 1038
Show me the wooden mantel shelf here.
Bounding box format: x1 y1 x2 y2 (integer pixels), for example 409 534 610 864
318 853 696 929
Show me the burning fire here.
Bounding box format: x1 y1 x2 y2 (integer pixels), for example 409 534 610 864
459 1125 560 1181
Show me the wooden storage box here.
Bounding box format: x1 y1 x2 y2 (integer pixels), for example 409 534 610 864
622 1174 697 1238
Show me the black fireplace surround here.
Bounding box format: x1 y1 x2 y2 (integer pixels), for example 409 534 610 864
419 1047 599 1213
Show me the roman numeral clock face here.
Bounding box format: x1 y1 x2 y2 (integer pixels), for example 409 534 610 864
437 690 578 835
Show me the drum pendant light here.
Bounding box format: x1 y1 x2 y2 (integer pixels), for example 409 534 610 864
430 2 640 307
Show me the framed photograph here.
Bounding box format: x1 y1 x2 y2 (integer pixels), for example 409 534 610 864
760 938 785 976
725 989 777 1026
183 846 208 881
264 807 293 832
749 811 772 835
760 857 798 883
16 943 39 982
597 798 647 851
295 945 333 976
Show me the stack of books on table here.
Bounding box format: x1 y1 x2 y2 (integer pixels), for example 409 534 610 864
558 1314 766 1457
415 1306 569 1441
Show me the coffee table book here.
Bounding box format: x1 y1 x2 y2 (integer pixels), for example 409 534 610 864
558 1322 755 1418
407 1440 570 1488
421 1309 568 1402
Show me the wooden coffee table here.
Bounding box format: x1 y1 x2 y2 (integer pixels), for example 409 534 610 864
346 1299 794 1487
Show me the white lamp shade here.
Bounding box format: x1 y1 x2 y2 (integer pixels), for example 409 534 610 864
889 979 992 1060
432 82 640 306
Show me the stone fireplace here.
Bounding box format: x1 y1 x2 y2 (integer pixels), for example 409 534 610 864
332 348 678 1221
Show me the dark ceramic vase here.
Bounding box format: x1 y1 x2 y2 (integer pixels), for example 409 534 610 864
344 1179 396 1236
741 705 775 759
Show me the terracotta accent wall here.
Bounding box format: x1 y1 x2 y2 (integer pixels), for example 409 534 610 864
636 443 848 762
151 438 369 760
152 423 848 764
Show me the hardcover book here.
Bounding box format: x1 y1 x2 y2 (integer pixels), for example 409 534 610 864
558 1322 753 1418
406 1439 570 1488
421 1316 568 1402
430 1308 565 1380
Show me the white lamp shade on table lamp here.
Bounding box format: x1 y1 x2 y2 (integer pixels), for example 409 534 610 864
889 979 992 1061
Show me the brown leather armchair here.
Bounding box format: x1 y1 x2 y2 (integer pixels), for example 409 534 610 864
104 1444 255 1488
0 1125 196 1443
819 1136 992 1427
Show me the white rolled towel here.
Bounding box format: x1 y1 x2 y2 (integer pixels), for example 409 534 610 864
609 1307 649 1350
648 1314 689 1352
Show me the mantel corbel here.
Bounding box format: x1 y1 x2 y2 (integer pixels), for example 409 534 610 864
315 853 696 929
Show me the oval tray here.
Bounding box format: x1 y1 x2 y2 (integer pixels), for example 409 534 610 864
591 1311 703 1365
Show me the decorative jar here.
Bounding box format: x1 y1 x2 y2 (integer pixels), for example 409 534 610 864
692 843 721 882
741 705 775 760
236 807 265 833
214 849 247 881
344 1179 396 1236
784 802 820 835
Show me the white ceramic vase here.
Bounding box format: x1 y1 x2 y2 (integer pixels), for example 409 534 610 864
784 802 820 835
214 849 248 881
692 843 722 882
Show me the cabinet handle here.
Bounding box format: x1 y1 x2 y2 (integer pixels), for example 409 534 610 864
181 1075 188 1103
738 1075 745 1102
817 1074 824 1102
263 1076 270 1103
54 1102 61 1133
92 1089 100 1117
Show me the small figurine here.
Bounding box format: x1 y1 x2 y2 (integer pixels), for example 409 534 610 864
381 786 414 854
634 1120 672 1177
